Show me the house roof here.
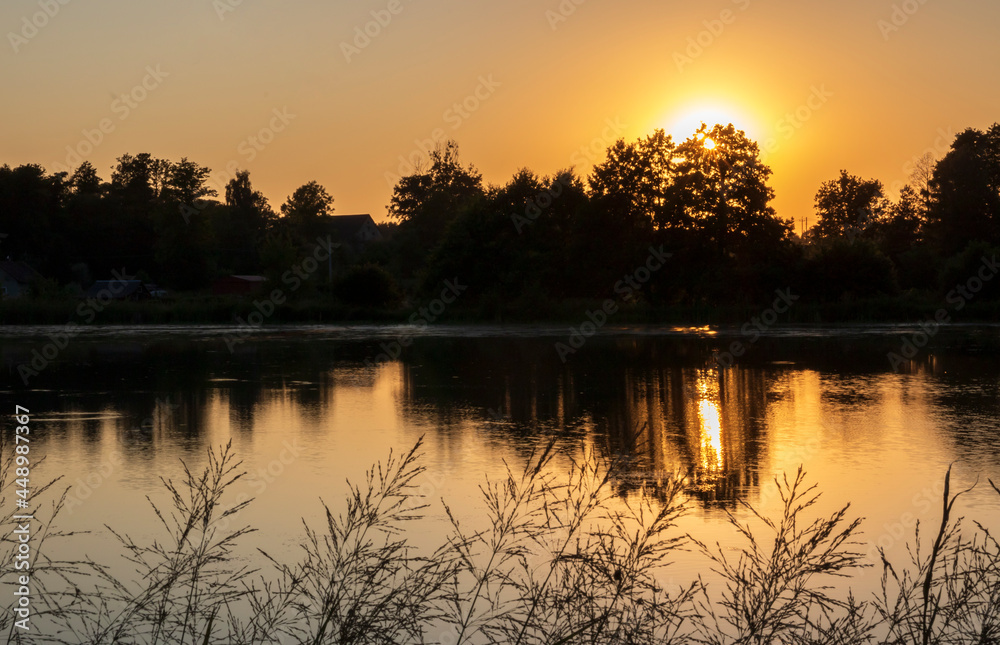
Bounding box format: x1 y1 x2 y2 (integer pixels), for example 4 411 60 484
0 260 41 285
320 214 381 241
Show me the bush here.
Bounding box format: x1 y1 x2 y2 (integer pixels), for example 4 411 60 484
800 238 899 302
334 263 402 308
939 241 1000 301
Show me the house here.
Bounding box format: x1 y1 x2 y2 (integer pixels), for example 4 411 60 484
320 214 383 252
84 280 151 301
0 260 42 299
212 275 267 296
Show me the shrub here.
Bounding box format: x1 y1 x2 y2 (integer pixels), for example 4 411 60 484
334 264 402 309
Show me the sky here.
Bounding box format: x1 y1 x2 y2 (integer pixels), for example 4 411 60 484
2 0 999 228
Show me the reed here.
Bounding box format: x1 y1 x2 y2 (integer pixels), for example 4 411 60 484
6 437 1000 644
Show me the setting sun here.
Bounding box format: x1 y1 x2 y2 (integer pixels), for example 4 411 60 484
662 102 758 143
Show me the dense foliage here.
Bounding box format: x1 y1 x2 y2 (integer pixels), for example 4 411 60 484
2 123 999 313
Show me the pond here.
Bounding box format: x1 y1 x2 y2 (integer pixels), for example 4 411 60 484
2 323 1000 638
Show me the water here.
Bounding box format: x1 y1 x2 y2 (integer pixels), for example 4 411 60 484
3 323 1000 605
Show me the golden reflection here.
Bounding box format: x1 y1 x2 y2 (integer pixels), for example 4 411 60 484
698 398 723 474
695 371 725 480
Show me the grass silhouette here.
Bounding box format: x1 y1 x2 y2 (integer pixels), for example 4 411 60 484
2 434 999 644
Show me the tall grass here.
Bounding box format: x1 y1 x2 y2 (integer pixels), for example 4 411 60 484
4 437 1000 644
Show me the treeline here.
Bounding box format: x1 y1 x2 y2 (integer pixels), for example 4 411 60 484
1 123 999 314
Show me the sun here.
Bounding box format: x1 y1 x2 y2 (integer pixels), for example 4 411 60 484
661 102 757 143
703 137 717 150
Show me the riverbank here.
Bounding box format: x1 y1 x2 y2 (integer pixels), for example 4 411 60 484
3 292 1000 327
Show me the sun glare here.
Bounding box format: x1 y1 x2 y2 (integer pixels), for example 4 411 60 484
662 102 757 143
703 138 717 150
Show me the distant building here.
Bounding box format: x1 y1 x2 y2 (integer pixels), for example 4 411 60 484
212 275 267 296
0 260 42 299
321 214 383 252
85 280 151 301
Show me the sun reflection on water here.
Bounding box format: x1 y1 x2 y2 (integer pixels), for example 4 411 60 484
698 398 723 474
694 372 725 486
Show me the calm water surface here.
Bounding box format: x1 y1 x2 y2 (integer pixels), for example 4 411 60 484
3 323 1000 596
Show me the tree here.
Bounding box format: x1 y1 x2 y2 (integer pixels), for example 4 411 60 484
589 129 675 233
218 170 275 273
872 185 923 259
70 161 102 195
925 124 1000 256
801 237 898 301
334 264 401 308
387 141 484 272
154 158 218 290
163 158 216 206
0 164 68 277
280 180 334 244
111 153 171 203
226 170 273 220
667 124 788 259
813 170 888 240
909 152 936 216
421 167 588 305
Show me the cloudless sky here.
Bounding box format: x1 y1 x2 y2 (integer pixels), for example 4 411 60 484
2 0 999 227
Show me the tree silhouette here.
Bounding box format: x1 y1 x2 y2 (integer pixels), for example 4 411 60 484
590 129 675 233
388 143 481 230
0 122 995 311
925 124 1000 256
70 161 102 196
813 170 887 240
164 158 216 206
668 124 788 260
218 170 275 273
111 153 170 204
280 180 334 245
155 158 217 289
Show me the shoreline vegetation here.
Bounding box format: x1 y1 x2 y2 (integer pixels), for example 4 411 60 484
3 292 1000 327
4 124 1000 334
3 434 999 644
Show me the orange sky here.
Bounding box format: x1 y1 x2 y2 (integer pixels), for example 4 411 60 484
2 0 998 227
